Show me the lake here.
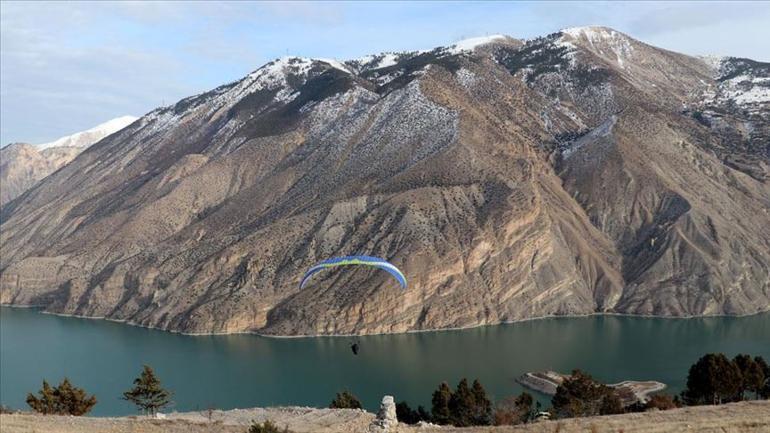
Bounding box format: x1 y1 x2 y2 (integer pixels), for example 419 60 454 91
1 306 769 416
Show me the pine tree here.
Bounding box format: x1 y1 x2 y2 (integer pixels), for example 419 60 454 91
470 379 492 425
733 354 765 400
430 382 452 425
26 380 57 414
26 378 96 415
56 378 98 416
551 370 623 418
329 390 362 409
417 405 431 422
449 378 475 426
122 365 172 415
396 401 431 424
755 356 770 399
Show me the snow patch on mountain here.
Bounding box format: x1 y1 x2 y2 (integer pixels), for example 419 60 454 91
316 58 351 73
36 116 138 150
356 80 459 170
455 68 479 88
348 35 507 75
248 57 314 88
561 26 609 39
346 53 408 74
355 53 401 71
699 55 726 72
713 74 770 105
732 84 770 104
307 87 379 148
446 35 506 54
561 26 634 68
371 53 399 69
237 57 347 105
701 57 770 108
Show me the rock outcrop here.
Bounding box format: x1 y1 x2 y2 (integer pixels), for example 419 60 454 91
369 396 398 432
1 28 768 335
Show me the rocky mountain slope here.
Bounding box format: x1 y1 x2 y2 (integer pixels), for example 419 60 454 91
1 27 768 335
0 116 137 205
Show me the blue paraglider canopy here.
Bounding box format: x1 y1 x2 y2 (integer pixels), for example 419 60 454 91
300 255 407 289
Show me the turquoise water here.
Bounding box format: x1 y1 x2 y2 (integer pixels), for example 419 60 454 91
1 306 768 416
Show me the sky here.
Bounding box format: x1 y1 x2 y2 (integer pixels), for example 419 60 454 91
2 1 769 146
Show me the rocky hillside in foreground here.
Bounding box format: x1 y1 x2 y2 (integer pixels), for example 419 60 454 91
0 116 137 205
1 27 768 335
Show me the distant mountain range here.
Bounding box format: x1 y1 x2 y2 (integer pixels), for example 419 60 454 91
0 116 137 205
0 27 768 335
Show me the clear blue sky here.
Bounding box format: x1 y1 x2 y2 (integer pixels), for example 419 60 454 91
2 1 769 145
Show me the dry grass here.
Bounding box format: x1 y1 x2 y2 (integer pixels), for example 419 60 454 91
416 401 770 433
2 401 768 433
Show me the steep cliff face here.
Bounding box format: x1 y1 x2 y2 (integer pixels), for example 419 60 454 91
1 28 768 335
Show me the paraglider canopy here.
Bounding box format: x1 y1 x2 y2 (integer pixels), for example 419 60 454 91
299 255 407 289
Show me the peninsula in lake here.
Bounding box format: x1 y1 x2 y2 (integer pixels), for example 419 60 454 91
1 27 769 336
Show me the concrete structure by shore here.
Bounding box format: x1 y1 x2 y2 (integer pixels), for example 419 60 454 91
516 371 666 406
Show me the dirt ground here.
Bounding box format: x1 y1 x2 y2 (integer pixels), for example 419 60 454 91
1 401 768 433
0 407 372 433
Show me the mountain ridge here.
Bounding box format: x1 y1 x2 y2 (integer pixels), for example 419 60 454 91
1 27 768 335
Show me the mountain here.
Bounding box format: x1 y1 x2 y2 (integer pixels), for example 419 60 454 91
0 116 138 205
35 116 139 150
1 144 79 206
1 27 768 335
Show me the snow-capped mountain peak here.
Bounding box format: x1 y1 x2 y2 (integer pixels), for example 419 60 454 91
248 56 351 81
559 26 635 68
36 115 138 150
560 26 614 38
248 57 315 83
346 35 513 74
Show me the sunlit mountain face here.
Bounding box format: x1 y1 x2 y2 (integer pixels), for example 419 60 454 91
1 28 768 336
